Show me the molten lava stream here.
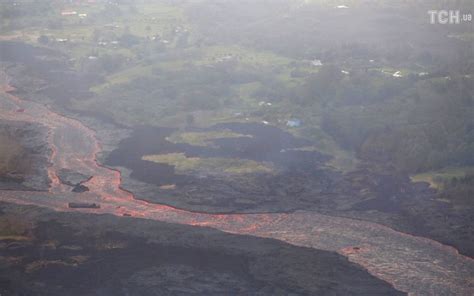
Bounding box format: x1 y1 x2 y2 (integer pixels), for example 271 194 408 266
1 81 474 295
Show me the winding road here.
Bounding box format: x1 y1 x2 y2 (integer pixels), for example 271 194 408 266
1 79 473 295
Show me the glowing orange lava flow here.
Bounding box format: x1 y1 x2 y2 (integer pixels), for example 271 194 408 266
0 81 473 295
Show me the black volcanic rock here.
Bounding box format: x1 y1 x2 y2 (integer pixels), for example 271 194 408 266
0 120 51 191
68 202 98 208
71 184 90 193
0 202 405 296
57 168 92 187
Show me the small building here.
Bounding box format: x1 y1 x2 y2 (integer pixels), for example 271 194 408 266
287 119 301 128
61 11 78 16
392 71 403 78
311 59 323 67
104 24 120 29
68 202 100 209
216 54 233 63
258 101 272 107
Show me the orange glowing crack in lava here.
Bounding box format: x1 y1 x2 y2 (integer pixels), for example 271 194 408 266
0 81 473 295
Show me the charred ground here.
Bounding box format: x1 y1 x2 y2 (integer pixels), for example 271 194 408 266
0 202 404 296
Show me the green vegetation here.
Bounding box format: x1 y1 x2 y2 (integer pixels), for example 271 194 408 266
411 167 474 190
321 73 474 173
196 45 293 67
142 153 274 175
90 64 154 93
166 130 252 147
2 0 472 177
411 167 474 206
438 173 474 206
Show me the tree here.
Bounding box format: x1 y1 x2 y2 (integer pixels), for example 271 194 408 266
119 33 140 48
186 114 195 126
37 35 49 45
99 54 124 74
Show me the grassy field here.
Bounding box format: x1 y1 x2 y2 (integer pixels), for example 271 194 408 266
166 130 252 147
142 153 274 176
411 167 474 189
90 64 153 93
125 2 185 37
1 1 359 173
196 45 291 66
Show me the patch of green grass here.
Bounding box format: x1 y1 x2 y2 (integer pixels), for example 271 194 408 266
285 141 358 173
90 64 153 93
166 130 252 147
126 3 185 38
411 167 474 189
142 153 274 175
136 2 184 18
196 45 292 67
233 81 265 109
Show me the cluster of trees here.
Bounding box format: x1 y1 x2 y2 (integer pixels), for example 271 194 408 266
98 63 243 124
95 56 472 173
11 0 468 176
94 52 296 127
182 0 473 174
0 1 53 19
80 53 125 74
314 67 474 173
439 174 474 206
0 1 56 32
186 0 470 65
